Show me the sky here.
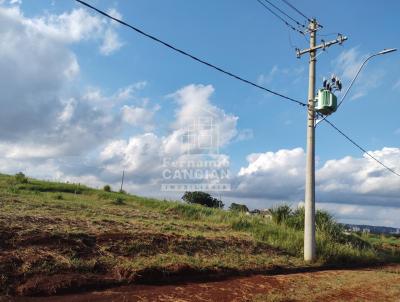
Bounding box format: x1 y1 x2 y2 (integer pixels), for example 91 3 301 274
0 0 399 227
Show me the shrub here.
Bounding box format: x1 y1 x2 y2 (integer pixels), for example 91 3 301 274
119 189 126 194
55 194 63 200
182 191 224 209
269 204 292 224
15 172 28 184
229 203 249 212
103 185 111 192
114 197 125 205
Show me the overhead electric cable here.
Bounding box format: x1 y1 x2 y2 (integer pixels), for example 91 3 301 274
75 0 307 107
321 116 400 177
255 0 304 35
279 0 311 22
77 0 396 178
260 0 306 29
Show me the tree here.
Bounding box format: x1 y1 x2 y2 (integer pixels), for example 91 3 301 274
182 191 224 208
229 203 249 212
103 185 111 192
15 172 28 184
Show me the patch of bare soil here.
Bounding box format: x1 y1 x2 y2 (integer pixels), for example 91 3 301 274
7 264 399 302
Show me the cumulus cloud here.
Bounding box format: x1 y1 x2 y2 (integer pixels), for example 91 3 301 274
234 148 305 200
99 8 124 55
165 84 238 155
317 147 400 207
100 133 163 185
232 147 400 208
0 5 77 141
9 0 21 5
17 5 124 54
98 84 239 186
0 4 128 159
83 82 147 109
121 103 160 130
100 28 123 55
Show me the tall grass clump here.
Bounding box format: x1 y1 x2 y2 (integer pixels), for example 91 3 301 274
231 204 379 263
15 179 90 194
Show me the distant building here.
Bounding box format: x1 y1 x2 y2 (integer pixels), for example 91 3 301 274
247 209 272 220
362 228 370 234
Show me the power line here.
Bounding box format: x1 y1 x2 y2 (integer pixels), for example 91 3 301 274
260 0 306 29
75 0 397 179
279 0 312 23
255 0 305 35
321 116 400 177
75 0 307 107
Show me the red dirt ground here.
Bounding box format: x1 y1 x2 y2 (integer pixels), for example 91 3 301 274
3 264 400 302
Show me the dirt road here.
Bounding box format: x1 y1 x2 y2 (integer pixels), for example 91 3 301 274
4 264 400 302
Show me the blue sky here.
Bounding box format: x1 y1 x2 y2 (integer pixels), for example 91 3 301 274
0 0 399 227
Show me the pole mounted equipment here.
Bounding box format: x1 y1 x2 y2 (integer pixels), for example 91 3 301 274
317 48 397 126
295 34 348 58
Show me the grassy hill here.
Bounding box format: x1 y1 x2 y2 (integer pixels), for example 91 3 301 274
0 173 399 296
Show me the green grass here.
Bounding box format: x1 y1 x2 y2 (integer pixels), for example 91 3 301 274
0 173 398 296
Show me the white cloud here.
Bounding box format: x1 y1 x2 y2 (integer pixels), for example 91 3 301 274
100 27 123 55
0 5 79 141
100 133 163 183
226 147 400 226
235 148 305 200
121 103 160 130
234 129 253 142
83 82 147 108
0 4 126 158
232 147 400 208
3 5 124 55
317 147 400 206
107 8 122 20
9 0 21 5
97 84 239 189
168 84 238 154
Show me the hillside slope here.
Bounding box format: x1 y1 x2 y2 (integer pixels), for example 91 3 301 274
0 174 398 296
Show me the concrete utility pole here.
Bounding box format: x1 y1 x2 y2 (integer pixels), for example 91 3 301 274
120 170 125 192
296 20 347 262
304 19 317 262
